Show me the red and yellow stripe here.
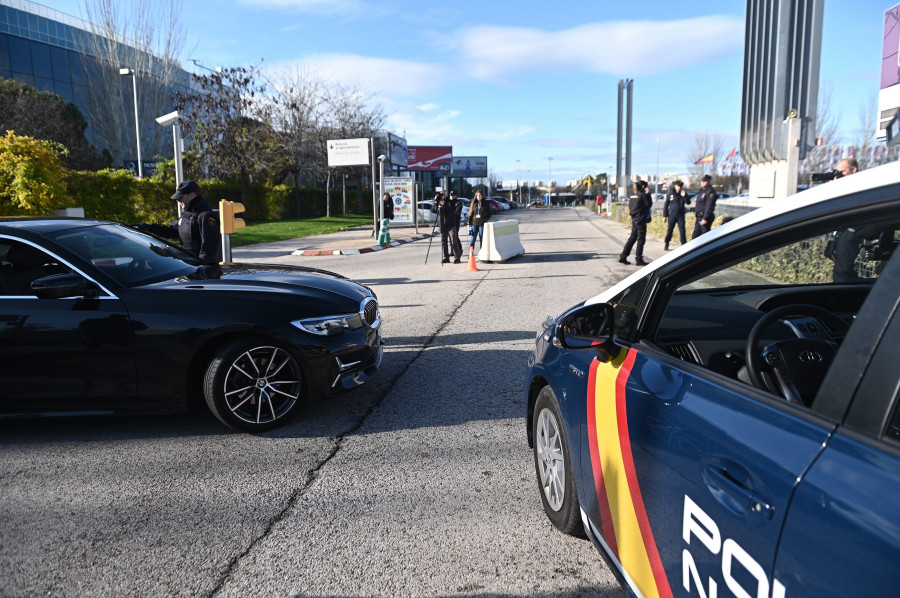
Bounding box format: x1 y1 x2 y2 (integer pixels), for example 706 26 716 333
586 349 672 598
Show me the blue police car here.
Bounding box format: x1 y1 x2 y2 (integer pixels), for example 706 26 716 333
525 161 900 597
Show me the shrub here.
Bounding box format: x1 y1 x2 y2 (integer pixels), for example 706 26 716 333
0 131 72 215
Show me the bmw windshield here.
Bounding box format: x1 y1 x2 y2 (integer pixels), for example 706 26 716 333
50 223 200 286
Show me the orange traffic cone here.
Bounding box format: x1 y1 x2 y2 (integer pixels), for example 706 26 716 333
465 251 479 272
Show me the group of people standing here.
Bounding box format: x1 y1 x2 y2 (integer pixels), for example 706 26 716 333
431 190 491 264
619 174 719 265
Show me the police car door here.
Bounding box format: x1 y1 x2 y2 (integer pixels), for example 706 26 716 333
583 246 840 598
773 249 900 596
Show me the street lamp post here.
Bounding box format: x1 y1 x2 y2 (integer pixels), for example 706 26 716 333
377 154 386 223
547 157 553 206
155 110 184 215
655 136 660 196
516 159 522 205
119 67 142 178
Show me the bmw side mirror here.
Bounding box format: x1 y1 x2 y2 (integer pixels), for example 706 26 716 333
31 273 96 299
556 303 621 362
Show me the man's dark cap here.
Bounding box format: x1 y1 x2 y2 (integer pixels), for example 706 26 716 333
673 179 684 187
449 191 457 196
701 174 712 182
171 180 200 200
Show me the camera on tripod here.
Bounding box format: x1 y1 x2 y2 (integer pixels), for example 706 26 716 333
811 170 842 182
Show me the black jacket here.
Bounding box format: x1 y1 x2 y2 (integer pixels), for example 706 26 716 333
693 185 718 221
629 191 653 225
663 189 690 217
432 197 461 231
382 197 394 220
179 195 221 262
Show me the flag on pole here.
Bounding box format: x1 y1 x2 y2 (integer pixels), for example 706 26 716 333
694 153 714 165
725 147 736 161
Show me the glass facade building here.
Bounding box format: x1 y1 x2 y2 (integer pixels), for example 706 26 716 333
0 0 189 161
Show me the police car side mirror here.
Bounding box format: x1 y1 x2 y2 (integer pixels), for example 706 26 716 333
556 303 621 363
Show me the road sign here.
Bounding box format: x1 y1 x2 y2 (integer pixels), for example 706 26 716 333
327 138 370 167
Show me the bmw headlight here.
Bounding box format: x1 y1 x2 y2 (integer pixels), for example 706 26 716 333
293 315 351 336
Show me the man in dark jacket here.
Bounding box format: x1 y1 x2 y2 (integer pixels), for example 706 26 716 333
663 179 690 250
172 180 221 262
692 174 718 239
619 180 652 266
432 191 463 263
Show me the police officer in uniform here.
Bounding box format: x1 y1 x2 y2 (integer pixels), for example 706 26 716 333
171 180 221 262
663 179 690 250
692 174 718 239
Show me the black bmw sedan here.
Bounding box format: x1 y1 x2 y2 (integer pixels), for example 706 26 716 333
0 218 383 432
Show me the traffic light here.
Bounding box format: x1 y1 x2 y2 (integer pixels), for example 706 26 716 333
219 200 246 234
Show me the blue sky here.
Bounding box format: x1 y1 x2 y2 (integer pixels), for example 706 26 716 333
41 0 889 185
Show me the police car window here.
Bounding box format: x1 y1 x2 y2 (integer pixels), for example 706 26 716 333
654 215 900 404
611 277 648 341
681 227 898 291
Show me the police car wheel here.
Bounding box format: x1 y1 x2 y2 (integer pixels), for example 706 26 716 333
203 338 303 432
533 386 583 536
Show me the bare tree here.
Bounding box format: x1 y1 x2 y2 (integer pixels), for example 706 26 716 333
803 80 844 175
854 90 879 169
269 71 384 216
173 65 274 202
686 133 726 182
268 67 324 216
77 0 185 167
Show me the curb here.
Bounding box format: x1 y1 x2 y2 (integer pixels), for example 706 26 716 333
290 233 435 256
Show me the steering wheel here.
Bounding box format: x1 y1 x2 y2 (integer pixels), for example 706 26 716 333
745 304 850 406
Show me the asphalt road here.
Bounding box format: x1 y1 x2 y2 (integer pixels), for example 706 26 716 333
0 207 653 598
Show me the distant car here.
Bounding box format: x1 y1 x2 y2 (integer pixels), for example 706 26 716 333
417 200 437 223
489 197 511 210
526 161 900 598
486 199 504 214
0 218 383 432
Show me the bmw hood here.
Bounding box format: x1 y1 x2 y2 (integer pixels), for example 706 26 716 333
142 263 373 305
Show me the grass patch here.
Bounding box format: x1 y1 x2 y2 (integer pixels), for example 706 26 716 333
229 214 374 246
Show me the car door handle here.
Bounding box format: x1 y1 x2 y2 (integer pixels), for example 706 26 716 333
703 465 774 520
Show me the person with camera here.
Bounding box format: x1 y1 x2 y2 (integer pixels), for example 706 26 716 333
663 179 690 250
692 174 718 239
618 180 652 266
432 191 463 263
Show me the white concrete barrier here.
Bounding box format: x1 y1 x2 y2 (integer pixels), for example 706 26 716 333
477 219 525 263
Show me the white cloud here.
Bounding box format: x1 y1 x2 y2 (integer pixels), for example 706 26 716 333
267 54 447 96
237 0 363 14
449 16 744 81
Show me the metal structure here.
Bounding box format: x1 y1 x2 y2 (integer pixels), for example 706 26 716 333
741 0 824 199
616 79 633 198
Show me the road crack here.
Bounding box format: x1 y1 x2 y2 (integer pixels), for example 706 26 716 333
206 272 489 597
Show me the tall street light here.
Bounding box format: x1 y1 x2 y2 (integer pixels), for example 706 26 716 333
155 110 184 215
655 136 660 196
119 67 142 179
547 157 553 206
516 159 522 205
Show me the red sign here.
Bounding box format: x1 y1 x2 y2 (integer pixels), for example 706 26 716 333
407 146 452 171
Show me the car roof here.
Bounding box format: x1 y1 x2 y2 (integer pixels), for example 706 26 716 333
586 160 900 305
0 217 113 235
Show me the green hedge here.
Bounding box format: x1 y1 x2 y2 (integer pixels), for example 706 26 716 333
55 171 373 224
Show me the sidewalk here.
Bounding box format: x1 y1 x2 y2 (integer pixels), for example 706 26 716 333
231 225 437 260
